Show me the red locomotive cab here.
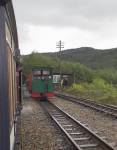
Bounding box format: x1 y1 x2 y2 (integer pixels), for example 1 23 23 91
27 73 32 93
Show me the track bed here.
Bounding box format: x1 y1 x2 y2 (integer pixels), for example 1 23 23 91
19 99 75 150
49 96 117 149
41 100 114 150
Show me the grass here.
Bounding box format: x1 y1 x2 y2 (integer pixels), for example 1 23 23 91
64 78 117 105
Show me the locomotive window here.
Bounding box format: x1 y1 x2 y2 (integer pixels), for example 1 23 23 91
49 76 51 79
33 76 39 80
43 70 50 75
33 70 41 75
41 76 45 80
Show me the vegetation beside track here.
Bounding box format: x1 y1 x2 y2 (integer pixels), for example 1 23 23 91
64 78 117 105
22 52 117 105
22 52 94 83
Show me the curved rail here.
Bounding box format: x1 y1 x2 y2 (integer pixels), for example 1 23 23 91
55 92 117 118
40 101 114 150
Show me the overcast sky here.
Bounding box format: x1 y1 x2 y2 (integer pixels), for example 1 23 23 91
12 0 117 54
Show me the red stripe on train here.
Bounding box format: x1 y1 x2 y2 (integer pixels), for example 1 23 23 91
32 92 54 98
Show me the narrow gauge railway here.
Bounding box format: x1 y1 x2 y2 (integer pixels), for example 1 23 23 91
20 88 76 150
55 92 117 118
40 100 114 150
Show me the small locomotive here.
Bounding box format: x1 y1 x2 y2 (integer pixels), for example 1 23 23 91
27 67 54 100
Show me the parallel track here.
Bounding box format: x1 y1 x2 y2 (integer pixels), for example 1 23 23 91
55 92 117 118
40 100 114 150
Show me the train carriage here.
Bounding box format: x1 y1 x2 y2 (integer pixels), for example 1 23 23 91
0 1 21 150
29 67 54 100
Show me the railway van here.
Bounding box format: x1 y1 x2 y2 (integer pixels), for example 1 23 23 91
31 67 54 99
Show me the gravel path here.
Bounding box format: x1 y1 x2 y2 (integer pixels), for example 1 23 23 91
20 98 75 150
49 97 117 149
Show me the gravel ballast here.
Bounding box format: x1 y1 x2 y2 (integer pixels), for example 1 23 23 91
20 99 75 150
49 97 117 149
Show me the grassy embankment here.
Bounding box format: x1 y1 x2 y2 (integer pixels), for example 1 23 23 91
64 78 117 105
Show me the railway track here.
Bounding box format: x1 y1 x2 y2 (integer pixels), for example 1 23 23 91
55 92 117 118
40 100 114 150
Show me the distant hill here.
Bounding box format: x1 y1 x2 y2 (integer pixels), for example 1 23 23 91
43 47 117 69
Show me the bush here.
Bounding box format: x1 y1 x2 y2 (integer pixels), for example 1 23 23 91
65 78 117 104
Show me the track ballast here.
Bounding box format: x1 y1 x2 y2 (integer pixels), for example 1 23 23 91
40 100 114 150
55 92 117 118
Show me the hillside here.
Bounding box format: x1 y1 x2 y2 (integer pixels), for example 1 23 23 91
43 47 117 69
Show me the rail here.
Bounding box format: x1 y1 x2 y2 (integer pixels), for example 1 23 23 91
55 92 117 118
40 100 114 150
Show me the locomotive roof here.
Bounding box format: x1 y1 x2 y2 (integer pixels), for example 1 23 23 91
32 67 53 70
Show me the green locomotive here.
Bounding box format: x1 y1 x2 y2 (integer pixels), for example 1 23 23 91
31 67 54 99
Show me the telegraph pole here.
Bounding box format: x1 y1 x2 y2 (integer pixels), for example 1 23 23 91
56 40 64 86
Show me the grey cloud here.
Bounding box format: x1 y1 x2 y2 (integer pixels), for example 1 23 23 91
17 24 30 43
13 0 117 33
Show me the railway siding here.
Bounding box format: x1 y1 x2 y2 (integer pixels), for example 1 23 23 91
49 96 117 149
55 92 117 118
41 100 115 150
